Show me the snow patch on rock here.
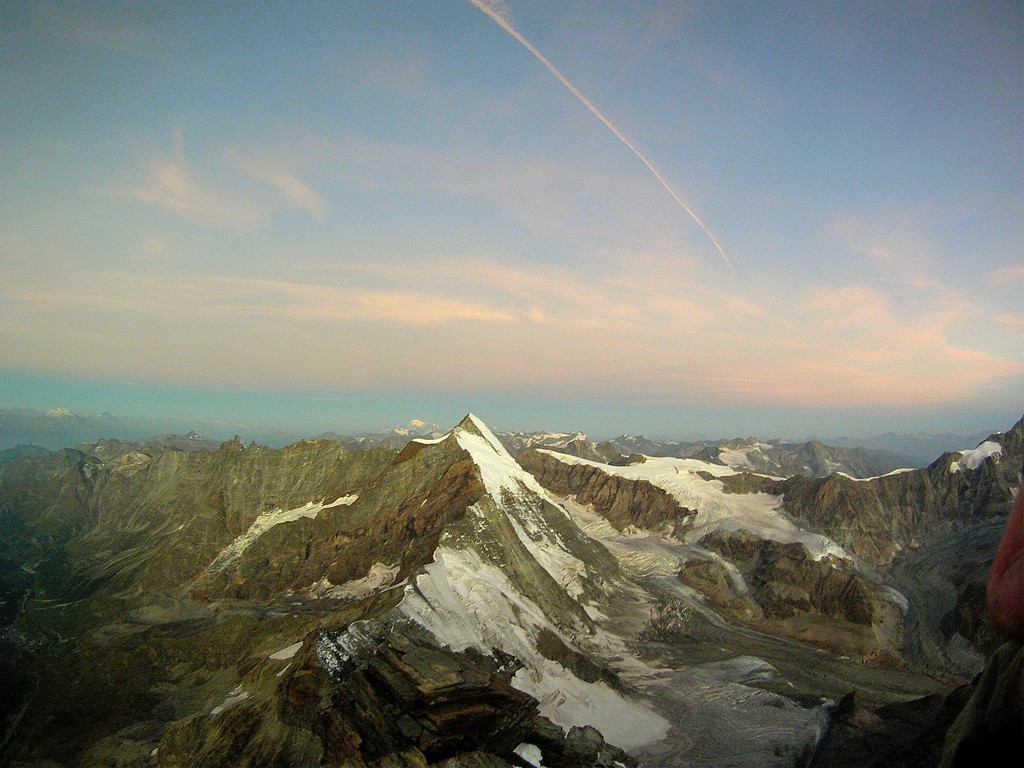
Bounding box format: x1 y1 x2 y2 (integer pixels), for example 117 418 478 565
883 585 910 614
507 516 588 599
540 451 849 561
209 495 358 572
836 468 916 481
454 415 591 599
399 545 669 751
307 562 400 602
512 663 669 752
399 546 549 656
210 684 248 716
411 435 448 445
455 414 558 505
269 641 304 660
717 442 770 469
315 620 379 676
950 441 1002 473
514 742 545 767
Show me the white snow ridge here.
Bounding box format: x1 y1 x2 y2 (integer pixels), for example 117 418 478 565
454 414 592 598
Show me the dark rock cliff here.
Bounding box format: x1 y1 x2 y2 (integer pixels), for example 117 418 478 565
516 449 695 534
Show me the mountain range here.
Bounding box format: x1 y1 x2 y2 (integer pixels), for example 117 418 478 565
0 407 1001 470
0 412 1020 767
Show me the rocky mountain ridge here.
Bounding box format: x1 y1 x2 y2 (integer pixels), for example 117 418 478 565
0 416 653 766
317 420 446 452
0 413 1019 767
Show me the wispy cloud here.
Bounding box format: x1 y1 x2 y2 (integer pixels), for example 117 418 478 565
124 130 262 231
828 210 943 289
786 281 1023 405
228 277 515 325
307 130 720 256
805 285 884 329
230 155 327 219
2 244 1020 408
985 263 1024 283
994 313 1024 329
0 268 519 388
8 271 515 327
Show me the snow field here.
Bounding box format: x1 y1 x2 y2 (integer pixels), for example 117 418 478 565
539 451 849 561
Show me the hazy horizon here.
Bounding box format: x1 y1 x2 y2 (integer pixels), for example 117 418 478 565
2 368 1019 447
2 2 1021 442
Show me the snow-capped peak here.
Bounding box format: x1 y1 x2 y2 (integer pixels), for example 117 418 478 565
396 413 667 751
453 414 553 503
389 419 442 438
407 414 614 607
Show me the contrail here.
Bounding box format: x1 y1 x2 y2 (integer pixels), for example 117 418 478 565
468 0 733 270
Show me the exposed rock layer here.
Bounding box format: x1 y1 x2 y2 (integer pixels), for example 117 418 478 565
516 449 695 534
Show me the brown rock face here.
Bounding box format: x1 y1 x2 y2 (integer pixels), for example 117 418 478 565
155 620 632 768
689 530 904 657
191 441 487 602
516 449 695 534
0 438 404 600
677 559 762 621
779 416 1023 565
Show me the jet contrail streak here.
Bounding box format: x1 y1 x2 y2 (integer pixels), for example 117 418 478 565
468 0 733 270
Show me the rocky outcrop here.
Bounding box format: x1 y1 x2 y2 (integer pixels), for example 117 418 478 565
494 432 625 465
809 688 974 768
0 445 50 466
288 624 535 766
191 441 485 602
737 439 910 479
0 438 401 600
687 530 904 658
158 621 537 768
153 620 631 768
812 640 1024 768
516 449 695 534
557 436 624 465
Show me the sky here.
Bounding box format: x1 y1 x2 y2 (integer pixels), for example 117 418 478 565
1 0 1022 440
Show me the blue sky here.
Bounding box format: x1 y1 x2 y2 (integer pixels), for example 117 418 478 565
1 1 1021 439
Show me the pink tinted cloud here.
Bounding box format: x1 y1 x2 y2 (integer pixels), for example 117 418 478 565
125 131 262 231
3 250 1020 408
